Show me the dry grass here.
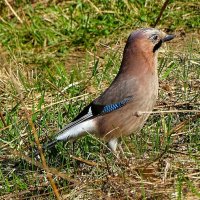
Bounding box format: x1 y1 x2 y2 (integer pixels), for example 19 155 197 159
0 1 199 199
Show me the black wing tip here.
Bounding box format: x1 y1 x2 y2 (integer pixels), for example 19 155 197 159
33 140 58 157
43 140 58 149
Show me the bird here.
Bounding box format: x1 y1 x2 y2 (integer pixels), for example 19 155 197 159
42 28 175 153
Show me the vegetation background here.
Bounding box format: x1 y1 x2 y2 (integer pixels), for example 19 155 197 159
0 0 199 199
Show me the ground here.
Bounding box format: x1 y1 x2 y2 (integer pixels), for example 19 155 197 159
0 1 199 199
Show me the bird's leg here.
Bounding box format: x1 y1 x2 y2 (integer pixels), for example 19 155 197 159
108 138 118 152
118 143 127 159
108 138 127 159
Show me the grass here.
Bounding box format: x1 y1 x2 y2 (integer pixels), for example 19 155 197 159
0 0 200 199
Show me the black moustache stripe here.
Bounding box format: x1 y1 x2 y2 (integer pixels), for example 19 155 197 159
153 40 163 52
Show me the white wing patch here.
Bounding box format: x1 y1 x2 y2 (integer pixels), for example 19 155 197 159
56 118 96 141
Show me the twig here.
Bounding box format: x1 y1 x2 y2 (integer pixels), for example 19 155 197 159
4 0 23 24
86 0 101 13
11 75 61 199
122 0 130 10
11 149 79 183
134 113 200 170
0 16 7 23
45 79 68 99
156 101 199 108
169 149 200 158
0 110 7 127
0 93 89 133
137 109 200 115
0 181 50 199
70 155 106 167
168 113 200 134
162 158 170 183
153 0 170 27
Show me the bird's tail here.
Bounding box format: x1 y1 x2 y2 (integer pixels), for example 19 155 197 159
43 140 58 149
33 139 58 157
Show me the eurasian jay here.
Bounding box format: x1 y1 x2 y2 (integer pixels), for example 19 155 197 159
43 28 174 152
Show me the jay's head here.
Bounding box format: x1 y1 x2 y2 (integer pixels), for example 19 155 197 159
126 28 175 55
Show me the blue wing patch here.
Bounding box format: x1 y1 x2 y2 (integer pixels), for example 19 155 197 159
101 97 132 114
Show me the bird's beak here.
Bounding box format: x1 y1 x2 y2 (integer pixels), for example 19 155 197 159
153 32 175 53
162 34 175 42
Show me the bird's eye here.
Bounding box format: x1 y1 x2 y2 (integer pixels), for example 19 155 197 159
150 34 159 42
153 35 158 40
